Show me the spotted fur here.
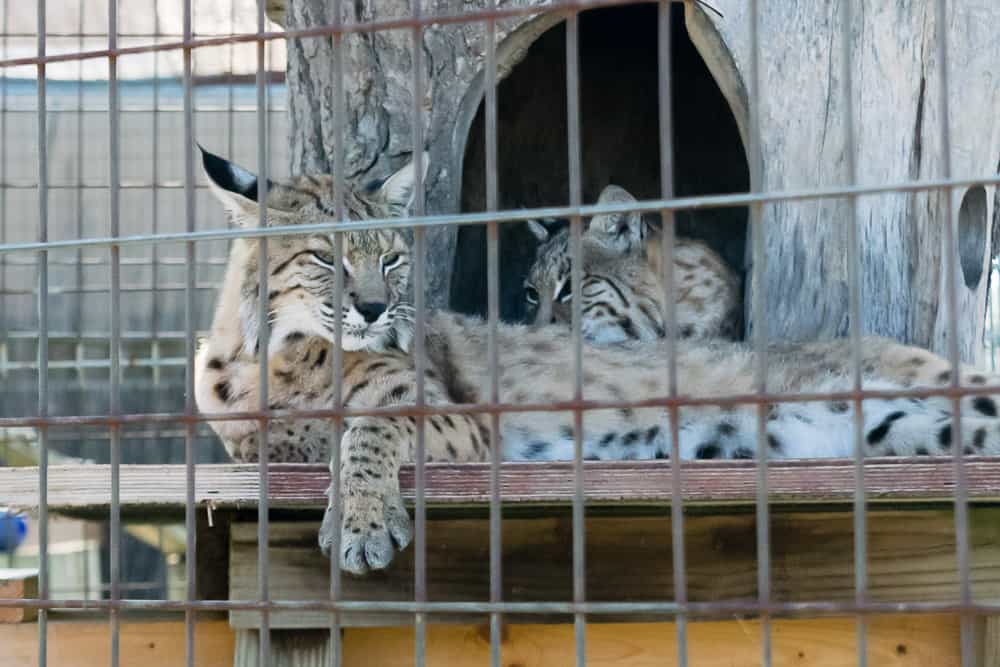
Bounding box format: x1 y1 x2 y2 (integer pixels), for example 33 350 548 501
525 184 740 344
195 149 1000 578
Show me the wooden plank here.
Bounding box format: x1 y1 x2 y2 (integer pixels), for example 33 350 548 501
342 615 961 667
229 508 1000 629
979 616 1000 667
234 629 335 667
196 503 232 602
0 615 234 667
7 459 1000 514
0 569 38 624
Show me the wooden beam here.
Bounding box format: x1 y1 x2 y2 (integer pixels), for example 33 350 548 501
7 459 1000 515
0 614 234 667
229 508 1000 629
340 615 962 666
0 569 38 624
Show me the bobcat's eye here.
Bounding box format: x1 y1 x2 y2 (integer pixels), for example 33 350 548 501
525 284 539 305
556 279 573 303
310 250 337 268
380 252 404 273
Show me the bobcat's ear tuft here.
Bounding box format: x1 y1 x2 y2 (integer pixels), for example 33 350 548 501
199 144 283 227
375 152 431 217
589 185 643 253
525 217 567 243
526 219 550 242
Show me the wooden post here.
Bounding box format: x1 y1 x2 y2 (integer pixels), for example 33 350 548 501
0 569 37 624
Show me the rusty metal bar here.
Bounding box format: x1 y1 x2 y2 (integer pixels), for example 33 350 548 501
2 596 1000 617
838 0 868 664
107 0 122 663
2 381 1000 430
0 0 715 70
484 0 503 665
328 0 347 664
411 2 429 665
35 0 49 664
182 0 197 664
4 174 1000 256
657 3 687 666
746 1 772 665
562 7 587 667
255 0 272 661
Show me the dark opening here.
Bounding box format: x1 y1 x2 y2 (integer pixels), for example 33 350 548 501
451 3 749 325
958 185 988 290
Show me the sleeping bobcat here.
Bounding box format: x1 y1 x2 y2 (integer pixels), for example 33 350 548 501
194 147 1000 576
525 184 740 343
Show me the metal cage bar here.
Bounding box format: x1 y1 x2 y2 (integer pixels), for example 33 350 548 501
35 1 49 665
838 0 868 665
255 0 272 660
656 4 687 667
563 8 587 667
107 0 122 663
410 0 429 662
329 0 347 664
484 1 503 666
182 0 197 664
746 1 772 665
933 2 973 666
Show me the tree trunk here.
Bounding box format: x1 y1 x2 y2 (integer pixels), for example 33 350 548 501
280 0 1000 361
698 2 1000 362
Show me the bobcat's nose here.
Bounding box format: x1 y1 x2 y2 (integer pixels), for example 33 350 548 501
356 302 387 323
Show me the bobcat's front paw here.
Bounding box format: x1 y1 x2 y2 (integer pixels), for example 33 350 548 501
318 485 411 575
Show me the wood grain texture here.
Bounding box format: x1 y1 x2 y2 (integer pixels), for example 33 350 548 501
0 616 234 667
342 616 961 667
229 509 1000 629
0 569 37 624
7 459 1000 514
234 629 335 667
697 2 1000 359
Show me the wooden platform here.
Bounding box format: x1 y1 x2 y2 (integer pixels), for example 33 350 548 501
5 458 1000 514
4 459 1000 665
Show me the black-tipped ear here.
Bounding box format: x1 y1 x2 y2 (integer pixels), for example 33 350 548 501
199 144 266 202
525 217 567 243
375 151 430 216
199 144 283 225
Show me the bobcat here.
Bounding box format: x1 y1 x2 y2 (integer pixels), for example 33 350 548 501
525 184 740 343
194 147 1000 576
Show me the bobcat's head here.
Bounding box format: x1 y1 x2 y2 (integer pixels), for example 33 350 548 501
202 147 426 355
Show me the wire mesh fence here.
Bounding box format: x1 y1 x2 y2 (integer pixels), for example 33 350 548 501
1 0 1000 666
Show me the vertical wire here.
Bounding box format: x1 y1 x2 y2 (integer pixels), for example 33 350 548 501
255 0 272 659
73 0 85 395
107 0 122 664
35 1 49 665
1 0 9 373
182 0 196 663
411 1 428 664
747 0 771 664
657 3 685 665
989 266 997 370
328 0 346 664
484 1 502 666
839 0 867 665
150 0 161 389
227 0 235 158
933 1 971 665
564 9 585 667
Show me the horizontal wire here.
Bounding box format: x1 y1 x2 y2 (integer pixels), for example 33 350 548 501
0 0 716 69
0 597 998 617
1 172 1000 255
0 383 995 429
